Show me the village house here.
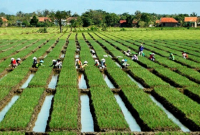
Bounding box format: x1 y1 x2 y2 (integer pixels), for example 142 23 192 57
119 20 138 27
66 17 77 25
160 17 178 27
38 17 51 22
1 17 8 27
184 17 197 27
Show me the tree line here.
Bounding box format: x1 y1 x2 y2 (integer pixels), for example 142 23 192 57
0 9 199 29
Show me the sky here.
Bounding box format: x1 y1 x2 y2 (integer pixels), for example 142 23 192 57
0 0 200 15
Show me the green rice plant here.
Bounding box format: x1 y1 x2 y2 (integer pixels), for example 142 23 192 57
154 86 200 127
0 88 44 130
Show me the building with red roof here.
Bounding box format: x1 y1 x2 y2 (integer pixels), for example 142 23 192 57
184 17 197 27
160 17 178 27
1 17 8 26
38 17 51 22
119 20 138 27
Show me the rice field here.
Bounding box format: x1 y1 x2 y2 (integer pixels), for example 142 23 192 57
0 27 200 135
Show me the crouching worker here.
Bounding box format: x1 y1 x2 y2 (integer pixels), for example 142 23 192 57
10 58 17 68
94 59 100 68
16 58 21 65
36 60 44 68
169 53 175 60
149 53 155 61
182 51 188 59
32 57 37 68
124 49 131 56
49 60 57 68
132 53 138 61
76 59 82 68
55 59 62 69
121 59 129 68
101 58 106 69
82 61 88 68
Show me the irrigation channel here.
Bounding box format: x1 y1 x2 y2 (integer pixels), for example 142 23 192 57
78 73 94 132
103 73 141 132
86 33 191 132
32 74 58 132
0 73 35 122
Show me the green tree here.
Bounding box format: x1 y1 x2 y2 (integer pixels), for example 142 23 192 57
30 15 38 26
105 13 119 26
140 13 150 26
138 21 145 27
190 12 197 17
0 17 3 27
82 16 93 27
54 10 69 33
126 15 134 27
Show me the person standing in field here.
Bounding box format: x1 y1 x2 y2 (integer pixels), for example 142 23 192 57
138 44 144 56
32 57 37 68
10 58 17 68
169 53 175 60
182 51 188 59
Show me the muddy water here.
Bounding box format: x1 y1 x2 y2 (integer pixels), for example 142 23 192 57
127 75 144 89
78 73 87 89
0 95 19 122
33 95 54 132
115 62 122 68
103 74 115 89
21 74 35 88
60 54 65 58
48 74 58 89
81 94 94 132
114 94 141 131
149 95 190 132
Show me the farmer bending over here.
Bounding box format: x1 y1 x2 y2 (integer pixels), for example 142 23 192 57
36 60 44 68
149 53 155 61
10 58 17 68
132 53 138 61
169 53 175 60
94 59 100 68
182 51 188 59
32 57 37 68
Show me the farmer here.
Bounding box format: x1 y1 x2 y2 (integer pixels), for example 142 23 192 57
49 60 57 68
132 53 138 61
182 51 188 59
76 59 82 68
138 44 144 56
124 49 131 56
94 59 100 68
149 53 155 61
90 49 96 56
82 61 88 68
169 53 175 60
121 59 129 68
10 58 17 68
36 60 44 68
16 58 21 65
32 57 37 68
101 58 106 68
55 59 62 69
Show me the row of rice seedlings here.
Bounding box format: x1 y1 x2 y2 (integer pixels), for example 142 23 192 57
49 36 79 130
104 34 200 86
0 88 45 130
28 38 66 87
97 32 199 88
0 40 23 51
78 34 129 131
0 39 44 73
92 33 169 88
153 86 200 130
85 33 180 131
0 39 56 103
0 39 29 59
